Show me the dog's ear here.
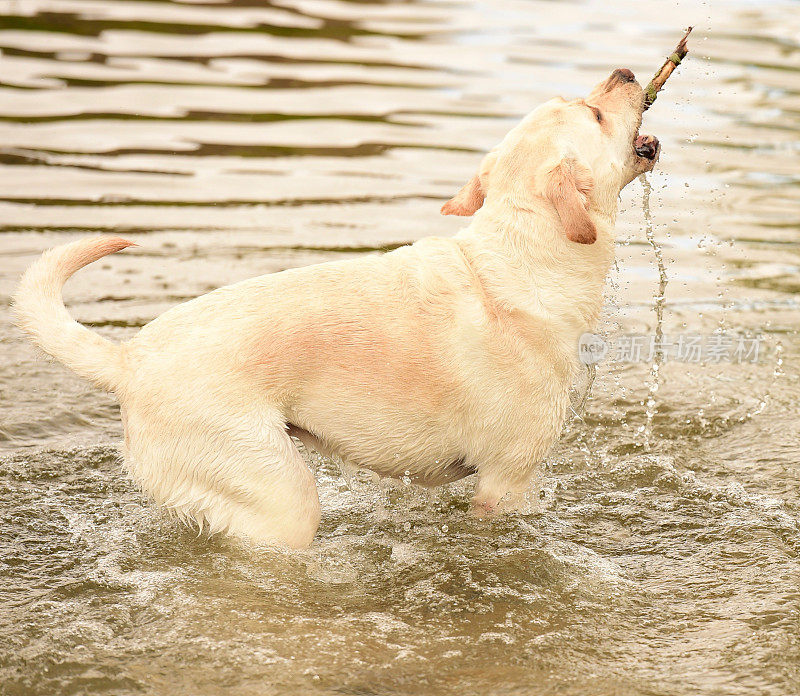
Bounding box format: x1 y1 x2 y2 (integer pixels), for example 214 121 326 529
441 151 498 216
545 157 596 244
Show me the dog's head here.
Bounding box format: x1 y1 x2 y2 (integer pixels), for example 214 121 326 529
441 68 660 244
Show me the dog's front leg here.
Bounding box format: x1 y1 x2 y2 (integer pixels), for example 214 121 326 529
471 461 540 517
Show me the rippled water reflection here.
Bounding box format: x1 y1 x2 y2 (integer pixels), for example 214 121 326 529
1 1 799 694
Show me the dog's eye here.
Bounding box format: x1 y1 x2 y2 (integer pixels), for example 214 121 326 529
591 107 602 123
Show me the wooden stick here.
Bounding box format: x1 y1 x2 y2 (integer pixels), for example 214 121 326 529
643 27 693 110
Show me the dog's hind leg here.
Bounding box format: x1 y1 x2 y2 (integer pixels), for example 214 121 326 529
122 406 321 549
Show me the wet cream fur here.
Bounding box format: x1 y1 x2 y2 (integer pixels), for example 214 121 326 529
13 70 659 549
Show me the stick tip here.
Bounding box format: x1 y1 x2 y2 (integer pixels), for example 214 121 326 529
676 26 693 56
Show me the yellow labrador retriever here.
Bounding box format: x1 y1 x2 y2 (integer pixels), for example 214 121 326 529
14 68 660 548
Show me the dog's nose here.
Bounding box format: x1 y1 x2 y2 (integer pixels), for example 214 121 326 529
611 68 636 83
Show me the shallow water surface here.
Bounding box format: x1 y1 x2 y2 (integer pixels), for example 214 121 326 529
1 1 799 694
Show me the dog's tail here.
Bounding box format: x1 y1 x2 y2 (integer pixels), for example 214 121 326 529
12 236 136 393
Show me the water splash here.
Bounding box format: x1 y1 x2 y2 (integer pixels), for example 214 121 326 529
638 174 668 451
738 338 784 424
576 363 596 416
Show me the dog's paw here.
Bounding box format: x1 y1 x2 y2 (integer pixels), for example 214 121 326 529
470 498 498 518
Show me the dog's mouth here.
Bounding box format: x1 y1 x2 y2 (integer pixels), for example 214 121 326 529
634 133 659 160
633 73 659 162
604 69 660 164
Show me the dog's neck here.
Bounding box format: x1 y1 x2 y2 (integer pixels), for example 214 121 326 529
454 200 617 350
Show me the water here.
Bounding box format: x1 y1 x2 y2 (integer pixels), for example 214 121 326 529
1 1 799 694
